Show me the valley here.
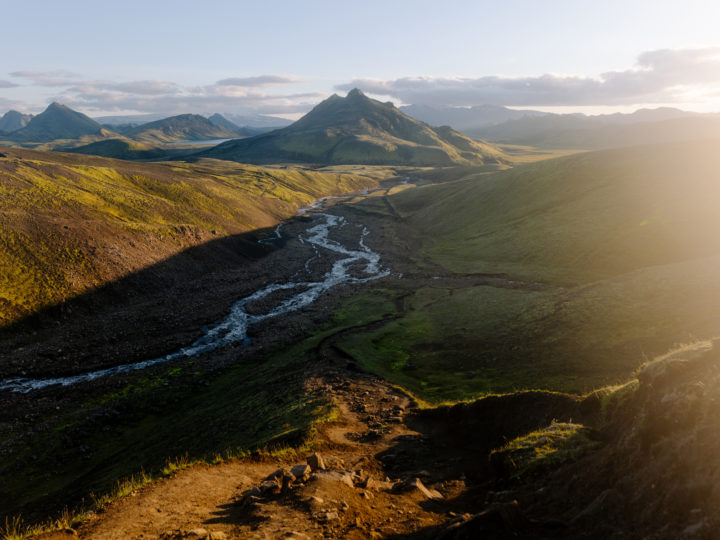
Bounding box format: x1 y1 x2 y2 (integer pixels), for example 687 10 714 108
3 79 720 539
4 137 720 538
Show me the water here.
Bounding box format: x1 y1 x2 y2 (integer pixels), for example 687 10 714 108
0 212 390 393
166 138 235 146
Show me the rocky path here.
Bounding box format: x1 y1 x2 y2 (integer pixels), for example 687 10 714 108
37 373 467 539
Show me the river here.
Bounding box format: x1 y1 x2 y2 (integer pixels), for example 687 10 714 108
0 208 390 393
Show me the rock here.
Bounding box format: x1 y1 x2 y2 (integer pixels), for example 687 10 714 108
264 467 287 482
392 477 443 500
209 533 228 540
341 501 350 510
307 452 326 471
185 529 209 539
291 463 312 482
283 472 296 491
312 470 355 488
360 477 391 491
258 478 282 495
323 511 339 522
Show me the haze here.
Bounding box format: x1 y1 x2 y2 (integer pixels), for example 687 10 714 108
2 0 720 116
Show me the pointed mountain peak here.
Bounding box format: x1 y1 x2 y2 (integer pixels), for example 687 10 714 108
46 102 68 111
346 88 366 99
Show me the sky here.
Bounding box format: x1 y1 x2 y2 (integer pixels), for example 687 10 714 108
2 0 720 118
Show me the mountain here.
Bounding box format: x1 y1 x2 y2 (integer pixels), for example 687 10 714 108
125 114 240 144
124 114 240 144
208 113 266 136
468 107 714 149
200 89 508 166
10 103 103 142
0 110 32 133
400 103 546 130
94 113 168 126
222 112 293 129
67 138 173 160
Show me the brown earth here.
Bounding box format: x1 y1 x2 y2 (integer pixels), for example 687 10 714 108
32 366 582 540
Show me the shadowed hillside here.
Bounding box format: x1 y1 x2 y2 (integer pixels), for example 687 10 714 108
0 148 384 326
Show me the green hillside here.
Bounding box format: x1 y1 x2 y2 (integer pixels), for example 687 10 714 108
200 89 509 166
0 148 382 326
332 140 720 399
125 114 240 144
67 138 173 160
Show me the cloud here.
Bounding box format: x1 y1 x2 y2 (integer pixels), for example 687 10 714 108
216 75 300 87
53 78 322 114
10 70 82 86
0 80 19 88
336 48 720 107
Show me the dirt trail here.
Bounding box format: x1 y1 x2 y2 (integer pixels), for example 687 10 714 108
37 372 465 539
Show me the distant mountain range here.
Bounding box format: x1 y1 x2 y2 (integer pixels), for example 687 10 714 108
398 104 719 150
399 103 547 130
0 110 32 133
4 98 717 157
222 112 292 130
199 89 507 166
207 113 268 137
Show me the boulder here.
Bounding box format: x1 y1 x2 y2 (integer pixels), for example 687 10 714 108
307 452 326 471
291 464 312 482
312 470 355 488
258 478 282 495
264 468 287 482
392 477 443 500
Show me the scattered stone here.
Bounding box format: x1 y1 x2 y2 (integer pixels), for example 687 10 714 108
307 452 326 471
258 478 282 495
283 472 296 490
392 477 443 500
264 468 287 482
209 533 228 540
185 529 209 539
291 463 312 482
312 470 355 488
341 501 350 511
323 511 339 522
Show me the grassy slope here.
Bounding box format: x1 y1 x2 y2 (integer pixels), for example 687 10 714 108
0 148 384 326
333 140 720 400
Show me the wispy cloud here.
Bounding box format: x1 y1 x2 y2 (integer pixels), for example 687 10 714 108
0 80 19 88
337 48 720 107
10 70 83 86
53 77 321 114
215 75 301 87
